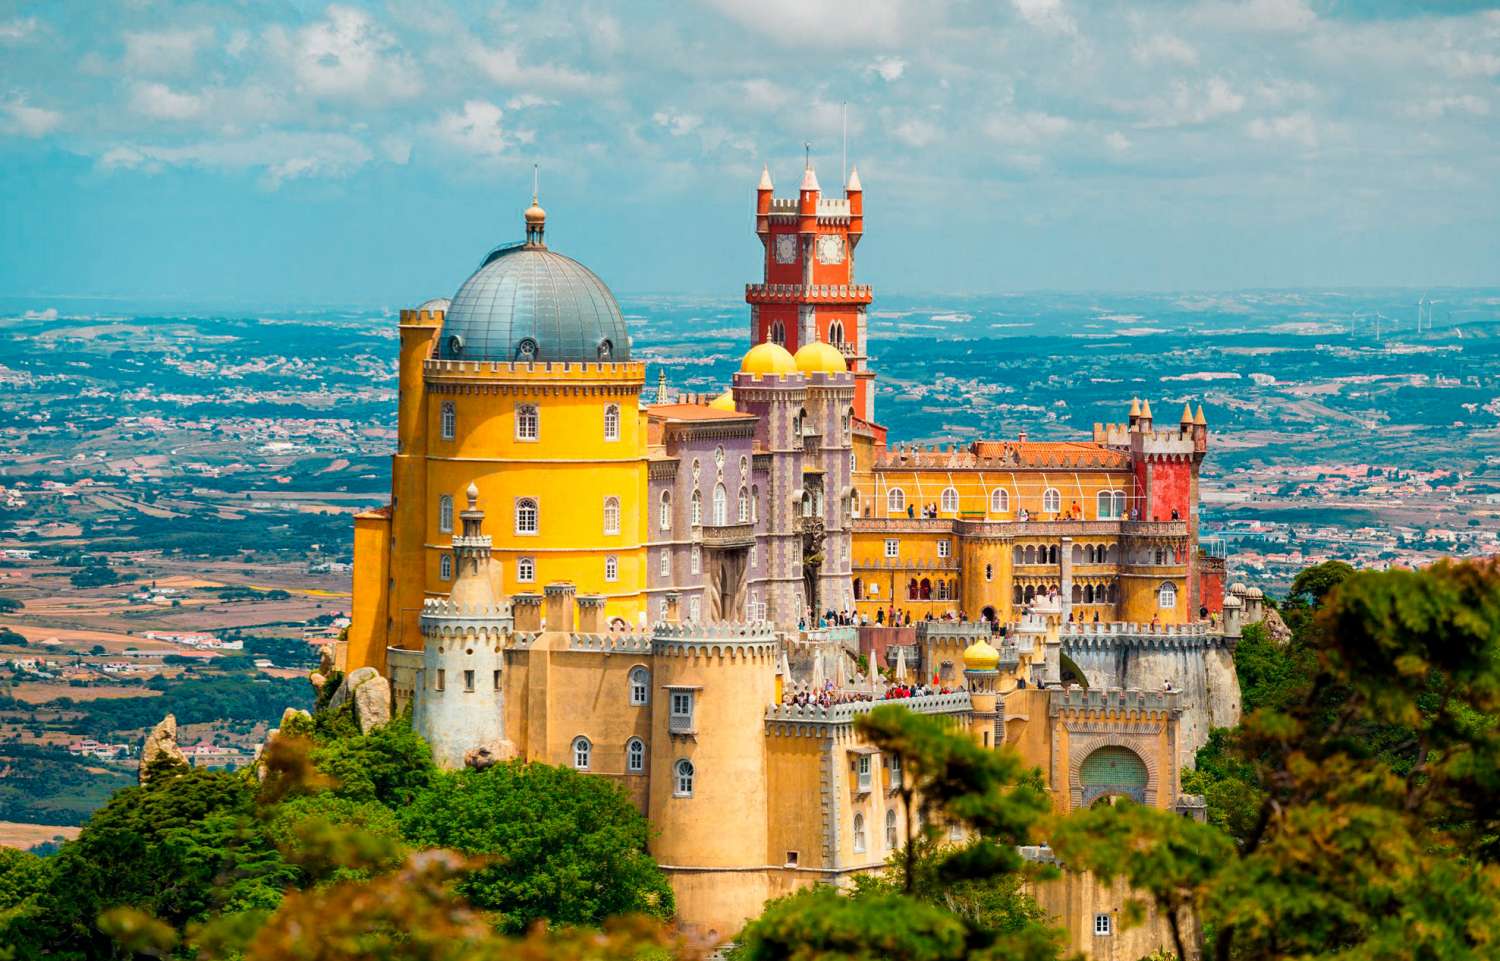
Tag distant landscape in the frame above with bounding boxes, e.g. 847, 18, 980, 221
0, 286, 1495, 836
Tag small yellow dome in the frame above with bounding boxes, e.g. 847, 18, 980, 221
740, 342, 798, 376
793, 340, 848, 374
962, 637, 1001, 672
709, 390, 737, 412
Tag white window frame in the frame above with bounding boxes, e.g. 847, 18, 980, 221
1159, 582, 1177, 610
438, 495, 453, 533
857, 754, 872, 793
626, 737, 645, 773
660, 549, 671, 577
659, 490, 672, 531
439, 554, 452, 581
887, 488, 905, 513
1112, 490, 1126, 517
517, 556, 535, 583
440, 402, 455, 440
629, 667, 649, 706
884, 538, 899, 558
515, 497, 538, 535
1043, 487, 1061, 513
691, 489, 702, 526
688, 595, 701, 622
605, 555, 618, 582
603, 403, 620, 442
603, 496, 620, 535
937, 539, 951, 558
990, 488, 1009, 513
691, 545, 701, 575
515, 403, 539, 441
674, 758, 694, 797
1094, 913, 1112, 936
738, 487, 751, 523
750, 545, 758, 569
671, 690, 694, 724
572, 736, 591, 770
853, 812, 866, 853
940, 487, 958, 513
713, 483, 727, 525
886, 808, 898, 849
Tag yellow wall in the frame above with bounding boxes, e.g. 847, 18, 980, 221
346, 510, 391, 673
860, 467, 1132, 521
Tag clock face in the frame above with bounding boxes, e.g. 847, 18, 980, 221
774, 234, 798, 264
817, 234, 845, 264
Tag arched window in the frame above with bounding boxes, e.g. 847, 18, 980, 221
627, 738, 645, 773
843, 408, 853, 443
603, 404, 620, 441
1024, 545, 1036, 565
1072, 584, 1082, 604
1013, 585, 1024, 604
887, 488, 906, 513
1085, 583, 1095, 603
1097, 490, 1114, 519
1072, 544, 1084, 564
1043, 488, 1061, 513
659, 490, 672, 531
851, 489, 861, 517
738, 487, 751, 523
990, 488, 1009, 513
751, 485, 760, 522
1159, 582, 1177, 610
629, 667, 649, 705
907, 578, 918, 600
603, 496, 620, 535
985, 563, 993, 581
572, 736, 591, 770
515, 403, 539, 441
919, 578, 932, 600
438, 495, 454, 533
853, 813, 867, 853
769, 321, 785, 345
691, 545, 701, 575
440, 402, 455, 440
712, 484, 728, 525
517, 557, 535, 582
515, 497, 538, 535
659, 549, 671, 577
1013, 546, 1023, 564
940, 487, 958, 513
691, 489, 702, 526
886, 808, 898, 849
439, 554, 452, 580
829, 320, 845, 345
798, 408, 811, 436
604, 555, 618, 581
674, 759, 694, 797
1112, 491, 1126, 518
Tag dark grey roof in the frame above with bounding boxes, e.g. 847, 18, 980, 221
439, 244, 629, 363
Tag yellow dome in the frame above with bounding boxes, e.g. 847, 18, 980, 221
793, 340, 848, 374
709, 390, 737, 412
740, 342, 798, 376
962, 637, 1001, 672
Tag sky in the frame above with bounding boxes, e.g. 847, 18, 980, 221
1, 0, 1498, 307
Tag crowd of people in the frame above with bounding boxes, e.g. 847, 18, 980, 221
780, 675, 962, 708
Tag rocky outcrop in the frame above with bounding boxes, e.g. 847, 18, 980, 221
1262, 607, 1292, 646
328, 666, 391, 733
139, 714, 187, 783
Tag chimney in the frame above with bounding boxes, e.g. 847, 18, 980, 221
544, 583, 576, 633
576, 595, 606, 634
512, 594, 543, 632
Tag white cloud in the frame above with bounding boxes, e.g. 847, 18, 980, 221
1247, 111, 1317, 147
653, 111, 703, 136
433, 100, 510, 158
1105, 130, 1131, 153
1128, 76, 1245, 128
266, 5, 420, 104
892, 117, 940, 147
1132, 33, 1198, 67
129, 82, 205, 120
985, 111, 1071, 145
1196, 0, 1315, 33
122, 27, 213, 75
98, 131, 373, 187
464, 42, 597, 94
1447, 50, 1500, 79
22, 307, 57, 321
739, 79, 791, 111
1, 97, 62, 137
0, 17, 38, 43
505, 94, 556, 111
870, 56, 906, 82
1404, 94, 1489, 119
702, 0, 922, 48
1011, 0, 1076, 36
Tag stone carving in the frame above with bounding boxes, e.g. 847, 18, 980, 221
139, 713, 186, 783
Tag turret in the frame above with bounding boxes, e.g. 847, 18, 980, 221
414, 485, 513, 768
798, 161, 820, 236
1127, 397, 1141, 430
846, 165, 863, 240
1193, 404, 1208, 452
1138, 398, 1154, 431
1180, 402, 1194, 432
963, 637, 1002, 750
756, 165, 774, 232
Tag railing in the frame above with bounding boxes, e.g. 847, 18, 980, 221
700, 522, 755, 549
668, 712, 696, 735
850, 518, 1188, 538
1049, 688, 1181, 713
766, 691, 973, 725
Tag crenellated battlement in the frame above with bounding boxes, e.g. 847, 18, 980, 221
745, 283, 873, 305
399, 308, 445, 327
766, 690, 973, 729
1048, 687, 1182, 716
423, 358, 647, 387
566, 632, 653, 654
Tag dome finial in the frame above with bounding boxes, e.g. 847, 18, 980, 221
524, 163, 546, 247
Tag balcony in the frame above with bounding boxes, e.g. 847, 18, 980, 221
700, 521, 755, 550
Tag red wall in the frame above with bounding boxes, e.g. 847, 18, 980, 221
1146, 460, 1193, 522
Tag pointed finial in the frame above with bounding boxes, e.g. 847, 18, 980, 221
466, 482, 479, 509
1129, 397, 1141, 417
523, 165, 546, 246
1140, 399, 1153, 421
1194, 404, 1207, 426
846, 165, 862, 192
1180, 402, 1194, 425
758, 164, 773, 191
656, 367, 668, 404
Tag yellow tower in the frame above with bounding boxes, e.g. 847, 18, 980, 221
348, 199, 649, 673
963, 636, 1002, 750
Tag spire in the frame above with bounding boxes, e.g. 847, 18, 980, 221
523, 163, 546, 247
758, 164, 773, 191
655, 367, 668, 404
1140, 399, 1153, 421
1180, 402, 1194, 425
1194, 404, 1207, 426
845, 164, 862, 192
1129, 397, 1142, 418
800, 143, 820, 192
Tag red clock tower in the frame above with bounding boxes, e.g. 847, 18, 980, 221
748, 160, 876, 421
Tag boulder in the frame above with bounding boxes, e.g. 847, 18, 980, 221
139, 713, 187, 784
1262, 607, 1292, 647
464, 746, 498, 771
352, 671, 392, 733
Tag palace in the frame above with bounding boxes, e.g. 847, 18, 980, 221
340, 165, 1253, 955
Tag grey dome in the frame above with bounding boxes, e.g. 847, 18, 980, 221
439, 241, 629, 363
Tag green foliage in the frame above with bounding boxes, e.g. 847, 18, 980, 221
262, 793, 406, 886
311, 714, 434, 808
0, 627, 26, 645
1287, 559, 1356, 608
69, 565, 122, 588
398, 760, 675, 934
0, 596, 20, 613
41, 674, 314, 738
0, 743, 134, 826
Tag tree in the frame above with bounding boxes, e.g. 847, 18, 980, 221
1287, 559, 1356, 610
398, 760, 675, 934
311, 714, 435, 808
1062, 558, 1500, 961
